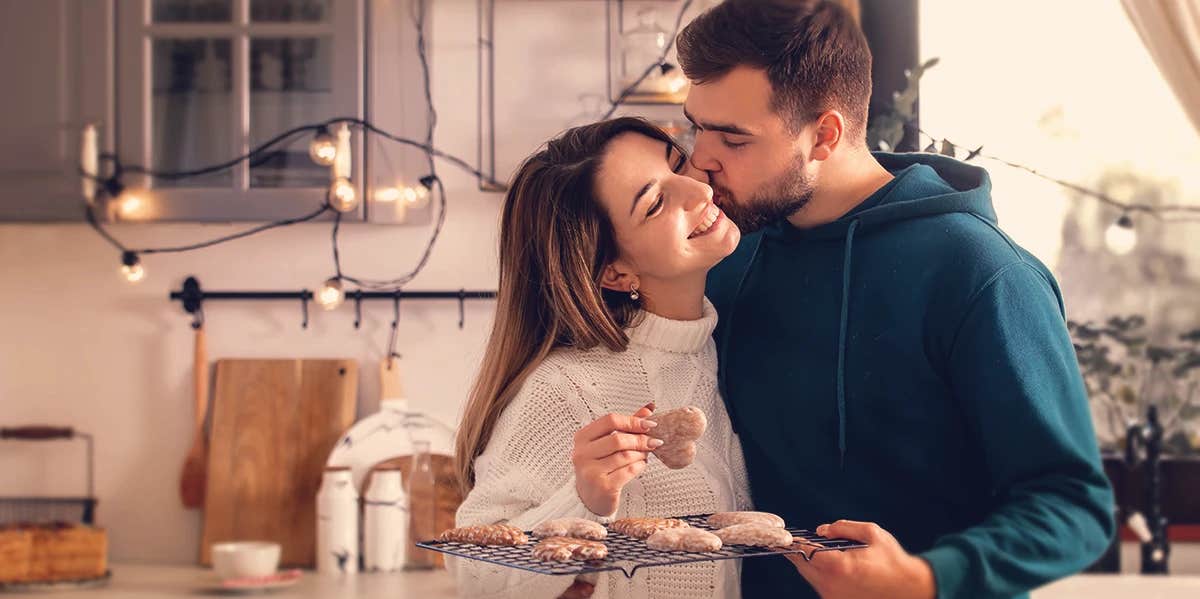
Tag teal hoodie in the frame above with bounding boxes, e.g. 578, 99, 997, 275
707, 153, 1115, 599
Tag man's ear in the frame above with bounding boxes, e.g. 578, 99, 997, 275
599, 262, 638, 293
811, 110, 845, 161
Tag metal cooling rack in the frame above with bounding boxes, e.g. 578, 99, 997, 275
415, 513, 868, 578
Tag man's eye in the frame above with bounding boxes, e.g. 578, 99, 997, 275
722, 138, 748, 149
647, 193, 664, 216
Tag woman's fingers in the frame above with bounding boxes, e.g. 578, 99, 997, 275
631, 402, 656, 419
596, 450, 648, 474
606, 456, 649, 480
574, 413, 658, 443
577, 432, 662, 460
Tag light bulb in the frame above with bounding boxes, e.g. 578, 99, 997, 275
402, 184, 430, 211
377, 187, 401, 203
665, 70, 688, 95
329, 177, 358, 212
316, 278, 344, 311
1105, 215, 1137, 255
120, 252, 144, 283
309, 129, 337, 166
118, 194, 144, 218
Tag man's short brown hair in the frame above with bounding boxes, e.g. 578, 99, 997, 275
677, 0, 872, 141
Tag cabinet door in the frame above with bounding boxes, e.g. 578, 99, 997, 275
0, 0, 112, 222
113, 0, 364, 222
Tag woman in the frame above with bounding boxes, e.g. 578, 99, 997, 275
452, 117, 750, 598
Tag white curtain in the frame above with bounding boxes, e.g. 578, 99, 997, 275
1121, 0, 1200, 135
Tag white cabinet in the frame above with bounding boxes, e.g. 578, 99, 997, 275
113, 0, 365, 221
0, 0, 113, 221
0, 0, 432, 223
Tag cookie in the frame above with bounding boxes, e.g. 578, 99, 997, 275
532, 517, 607, 541
706, 511, 786, 529
437, 523, 529, 546
713, 523, 795, 547
531, 536, 609, 562
645, 527, 723, 552
609, 517, 689, 539
648, 406, 707, 469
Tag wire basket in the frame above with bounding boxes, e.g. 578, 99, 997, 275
416, 513, 868, 578
0, 426, 96, 526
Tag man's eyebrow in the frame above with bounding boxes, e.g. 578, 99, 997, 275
683, 109, 754, 136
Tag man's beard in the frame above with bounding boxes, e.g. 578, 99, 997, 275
714, 162, 814, 234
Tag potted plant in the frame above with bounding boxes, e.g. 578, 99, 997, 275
1069, 317, 1200, 537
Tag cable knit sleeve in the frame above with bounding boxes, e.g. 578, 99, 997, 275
451, 357, 612, 599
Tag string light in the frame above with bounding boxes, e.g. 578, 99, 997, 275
117, 194, 145, 219
1105, 214, 1138, 255
316, 277, 345, 310
329, 177, 358, 213
308, 127, 337, 166
121, 251, 144, 283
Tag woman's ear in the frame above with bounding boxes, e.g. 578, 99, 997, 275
599, 263, 637, 293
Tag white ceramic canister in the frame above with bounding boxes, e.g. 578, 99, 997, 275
363, 465, 408, 572
316, 466, 359, 576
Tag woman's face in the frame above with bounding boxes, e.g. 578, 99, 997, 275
594, 132, 740, 286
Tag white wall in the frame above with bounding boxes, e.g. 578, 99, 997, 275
0, 0, 643, 564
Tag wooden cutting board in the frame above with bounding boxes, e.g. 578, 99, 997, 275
200, 359, 357, 567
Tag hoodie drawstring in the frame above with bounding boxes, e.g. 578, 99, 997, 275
836, 219, 860, 468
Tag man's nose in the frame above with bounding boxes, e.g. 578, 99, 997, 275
689, 136, 721, 174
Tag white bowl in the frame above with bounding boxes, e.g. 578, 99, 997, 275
211, 541, 281, 580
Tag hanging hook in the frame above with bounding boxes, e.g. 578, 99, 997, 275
386, 291, 402, 368
191, 304, 205, 330
458, 288, 466, 330
301, 294, 310, 329
352, 290, 363, 329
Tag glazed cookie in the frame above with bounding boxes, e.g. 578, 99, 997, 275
645, 527, 723, 552
713, 523, 795, 548
532, 518, 607, 541
437, 523, 529, 546
706, 511, 786, 529
531, 536, 609, 562
647, 406, 707, 469
609, 517, 690, 539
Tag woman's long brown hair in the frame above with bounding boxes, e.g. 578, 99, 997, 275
454, 117, 686, 494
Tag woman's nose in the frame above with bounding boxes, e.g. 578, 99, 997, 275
671, 176, 712, 211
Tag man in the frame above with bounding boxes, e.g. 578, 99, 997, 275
677, 1, 1115, 598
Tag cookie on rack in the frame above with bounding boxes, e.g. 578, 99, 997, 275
645, 527, 723, 552
712, 523, 794, 547
706, 511, 786, 529
532, 518, 607, 541
530, 536, 609, 562
648, 407, 707, 469
437, 523, 529, 546
609, 517, 689, 540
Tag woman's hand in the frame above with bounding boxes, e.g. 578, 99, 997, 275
571, 403, 661, 517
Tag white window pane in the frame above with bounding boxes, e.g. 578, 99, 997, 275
152, 38, 234, 188
249, 37, 335, 188
250, 0, 331, 23
153, 0, 233, 23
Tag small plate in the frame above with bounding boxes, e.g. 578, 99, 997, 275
198, 569, 302, 595
0, 570, 112, 593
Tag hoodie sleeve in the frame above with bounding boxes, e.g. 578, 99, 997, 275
919, 261, 1116, 599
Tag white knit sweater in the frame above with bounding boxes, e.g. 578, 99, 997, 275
452, 298, 752, 599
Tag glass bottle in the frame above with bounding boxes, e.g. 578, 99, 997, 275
404, 440, 438, 570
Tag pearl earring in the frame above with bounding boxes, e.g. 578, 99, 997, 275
629, 283, 640, 301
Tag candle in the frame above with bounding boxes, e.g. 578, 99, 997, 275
332, 123, 352, 181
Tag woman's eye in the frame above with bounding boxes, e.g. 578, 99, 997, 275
647, 193, 664, 217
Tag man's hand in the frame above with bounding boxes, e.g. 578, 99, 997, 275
785, 520, 936, 599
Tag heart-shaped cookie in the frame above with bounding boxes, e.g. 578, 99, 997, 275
648, 406, 707, 469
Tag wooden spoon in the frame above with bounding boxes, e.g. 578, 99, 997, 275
179, 321, 209, 508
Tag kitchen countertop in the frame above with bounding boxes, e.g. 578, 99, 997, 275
5, 563, 1199, 598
